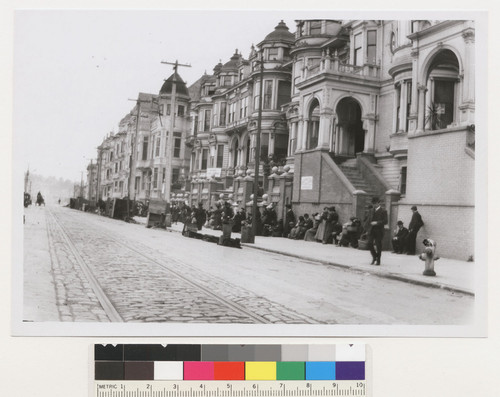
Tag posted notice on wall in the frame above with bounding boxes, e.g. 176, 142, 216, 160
301, 176, 313, 190
206, 168, 222, 178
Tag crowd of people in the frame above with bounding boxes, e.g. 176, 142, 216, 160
173, 198, 424, 267
175, 201, 366, 248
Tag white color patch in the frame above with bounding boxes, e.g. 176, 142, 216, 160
154, 361, 183, 380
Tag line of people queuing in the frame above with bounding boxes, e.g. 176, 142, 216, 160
286, 205, 363, 248
171, 199, 424, 266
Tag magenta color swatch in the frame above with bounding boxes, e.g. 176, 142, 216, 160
183, 361, 214, 380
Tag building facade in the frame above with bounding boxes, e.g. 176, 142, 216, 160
285, 19, 474, 259
87, 19, 474, 260
187, 21, 294, 209
95, 72, 192, 205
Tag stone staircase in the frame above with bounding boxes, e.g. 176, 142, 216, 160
338, 158, 379, 197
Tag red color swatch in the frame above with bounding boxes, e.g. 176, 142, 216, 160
214, 361, 245, 380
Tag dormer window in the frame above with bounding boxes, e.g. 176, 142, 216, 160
310, 21, 322, 35
268, 47, 279, 61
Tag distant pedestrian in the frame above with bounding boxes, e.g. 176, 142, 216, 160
392, 220, 409, 254
368, 197, 388, 266
407, 206, 424, 255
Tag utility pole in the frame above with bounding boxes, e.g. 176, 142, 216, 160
96, 147, 102, 200
80, 171, 84, 198
126, 96, 151, 219
251, 51, 265, 241
88, 159, 93, 201
160, 60, 191, 204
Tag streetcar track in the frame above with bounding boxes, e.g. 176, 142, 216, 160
47, 209, 124, 322
107, 234, 273, 324
44, 209, 64, 322
48, 207, 290, 324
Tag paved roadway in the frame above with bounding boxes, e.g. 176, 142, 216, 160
23, 205, 474, 325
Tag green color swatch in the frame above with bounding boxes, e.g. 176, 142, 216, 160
276, 361, 305, 380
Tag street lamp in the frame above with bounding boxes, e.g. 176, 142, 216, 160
251, 50, 265, 241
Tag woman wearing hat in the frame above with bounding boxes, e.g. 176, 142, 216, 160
314, 207, 329, 242
305, 213, 321, 242
319, 206, 340, 244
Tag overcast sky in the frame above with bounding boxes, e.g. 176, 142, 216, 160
13, 9, 482, 182
14, 10, 311, 182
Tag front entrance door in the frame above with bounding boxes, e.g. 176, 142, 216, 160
336, 98, 364, 156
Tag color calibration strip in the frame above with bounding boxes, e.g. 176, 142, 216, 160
94, 344, 365, 381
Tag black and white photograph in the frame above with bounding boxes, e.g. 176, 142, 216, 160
12, 10, 487, 337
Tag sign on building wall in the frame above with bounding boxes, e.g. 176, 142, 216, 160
206, 168, 222, 178
301, 176, 313, 190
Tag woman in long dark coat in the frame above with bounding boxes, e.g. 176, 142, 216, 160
322, 206, 339, 244
305, 213, 321, 241
314, 207, 329, 242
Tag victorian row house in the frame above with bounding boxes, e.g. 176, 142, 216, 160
187, 21, 294, 208
89, 19, 475, 259
284, 19, 475, 259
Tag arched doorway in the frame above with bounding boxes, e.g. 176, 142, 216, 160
232, 138, 239, 168
245, 136, 251, 168
425, 49, 460, 130
335, 98, 364, 156
306, 99, 320, 150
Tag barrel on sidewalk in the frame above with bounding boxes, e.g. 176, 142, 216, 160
240, 225, 255, 243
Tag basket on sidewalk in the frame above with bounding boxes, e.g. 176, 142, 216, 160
182, 222, 198, 237
358, 235, 370, 250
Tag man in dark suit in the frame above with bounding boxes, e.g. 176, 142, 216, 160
368, 197, 388, 266
392, 220, 409, 254
283, 204, 296, 238
407, 205, 424, 255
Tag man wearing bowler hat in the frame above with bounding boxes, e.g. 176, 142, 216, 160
392, 220, 409, 254
407, 205, 424, 255
368, 197, 388, 266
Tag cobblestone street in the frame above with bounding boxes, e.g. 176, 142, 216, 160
23, 205, 474, 325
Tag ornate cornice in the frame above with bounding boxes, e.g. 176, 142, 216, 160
462, 28, 475, 43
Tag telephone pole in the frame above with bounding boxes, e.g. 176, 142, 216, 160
127, 96, 152, 219
251, 52, 265, 241
160, 60, 191, 203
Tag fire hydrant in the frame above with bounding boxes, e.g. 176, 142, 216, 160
419, 238, 439, 276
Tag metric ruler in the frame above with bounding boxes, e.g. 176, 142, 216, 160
95, 380, 368, 396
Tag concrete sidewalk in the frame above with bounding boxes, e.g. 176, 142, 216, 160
137, 218, 475, 296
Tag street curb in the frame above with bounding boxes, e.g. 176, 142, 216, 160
163, 224, 474, 296
240, 243, 474, 297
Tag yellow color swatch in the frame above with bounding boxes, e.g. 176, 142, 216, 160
245, 362, 277, 380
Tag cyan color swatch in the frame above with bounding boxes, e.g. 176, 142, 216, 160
305, 362, 336, 380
